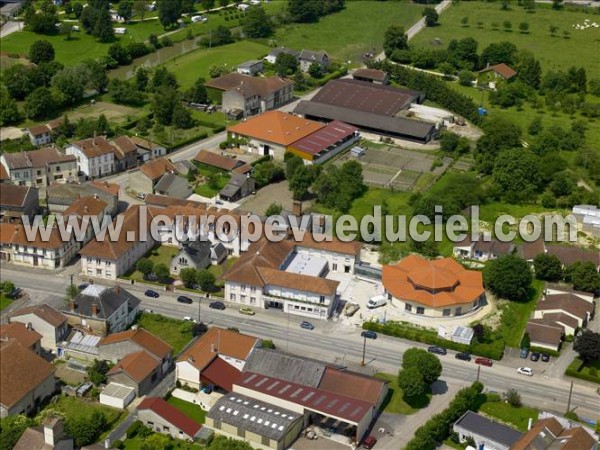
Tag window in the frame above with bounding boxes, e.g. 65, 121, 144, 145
96, 269, 102, 275
241, 295, 246, 302
443, 308, 451, 317
405, 303, 412, 312
250, 297, 256, 304
241, 284, 247, 291
163, 426, 169, 432
213, 420, 221, 429
230, 294, 237, 301
455, 307, 462, 316
387, 293, 392, 300
416, 306, 425, 315
56, 166, 60, 171
250, 286, 256, 292
106, 271, 112, 277
151, 372, 157, 382
96, 258, 101, 264
319, 295, 325, 304
332, 263, 338, 271
37, 170, 42, 176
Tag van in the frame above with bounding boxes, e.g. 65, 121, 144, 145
366, 296, 387, 309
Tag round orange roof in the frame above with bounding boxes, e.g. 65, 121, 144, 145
407, 266, 458, 290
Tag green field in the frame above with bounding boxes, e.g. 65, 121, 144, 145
274, 1, 425, 63
479, 401, 539, 432
375, 373, 431, 415
412, 1, 600, 79
135, 314, 194, 355
166, 397, 206, 423
0, 294, 12, 311
163, 40, 271, 89
125, 245, 180, 282
496, 280, 544, 348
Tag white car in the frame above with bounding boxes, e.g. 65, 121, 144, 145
517, 367, 533, 377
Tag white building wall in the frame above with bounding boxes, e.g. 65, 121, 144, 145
295, 246, 357, 274
176, 361, 200, 389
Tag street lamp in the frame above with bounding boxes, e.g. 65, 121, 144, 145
361, 335, 367, 366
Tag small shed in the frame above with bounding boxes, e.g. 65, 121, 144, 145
100, 382, 136, 409
452, 326, 474, 345
350, 146, 365, 158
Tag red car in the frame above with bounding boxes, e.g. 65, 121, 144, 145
475, 357, 493, 367
363, 436, 377, 449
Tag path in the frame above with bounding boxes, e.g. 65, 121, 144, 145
0, 20, 22, 38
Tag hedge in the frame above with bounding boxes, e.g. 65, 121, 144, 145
171, 132, 209, 150
530, 346, 561, 358
363, 321, 505, 360
251, 154, 272, 166
565, 358, 600, 384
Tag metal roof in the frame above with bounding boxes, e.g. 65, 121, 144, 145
454, 411, 523, 447
289, 121, 358, 156
284, 252, 328, 277
101, 382, 135, 400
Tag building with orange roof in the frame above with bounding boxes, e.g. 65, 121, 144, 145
66, 137, 116, 178
381, 255, 485, 317
0, 322, 42, 355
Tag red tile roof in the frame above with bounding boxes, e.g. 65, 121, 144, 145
139, 157, 178, 181
194, 150, 243, 171
0, 222, 71, 250
0, 184, 32, 207
0, 322, 42, 349
9, 304, 67, 327
63, 196, 108, 218
99, 328, 172, 359
205, 73, 292, 98
0, 164, 9, 181
107, 350, 159, 383
318, 367, 387, 406
72, 137, 115, 158
138, 397, 202, 437
201, 356, 242, 392
479, 63, 517, 79
352, 68, 388, 82
28, 124, 50, 136
525, 320, 564, 347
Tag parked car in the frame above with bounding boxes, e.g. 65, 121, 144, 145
517, 367, 533, 376
239, 307, 255, 316
541, 353, 550, 362
8, 287, 22, 299
427, 346, 447, 355
530, 352, 540, 362
520, 348, 529, 358
77, 284, 88, 291
183, 316, 197, 322
177, 295, 193, 304
209, 301, 226, 310
455, 352, 471, 361
363, 436, 377, 449
366, 296, 387, 309
300, 321, 314, 330
144, 309, 153, 313
145, 289, 159, 298
361, 330, 377, 340
475, 357, 493, 367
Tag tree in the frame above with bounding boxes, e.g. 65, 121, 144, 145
0, 415, 35, 450
243, 6, 273, 38
549, 25, 559, 37
152, 87, 179, 125
51, 64, 90, 106
517, 52, 542, 90
208, 63, 229, 78
212, 25, 233, 46
24, 87, 57, 120
118, 1, 133, 22
398, 367, 426, 398
172, 104, 195, 129
438, 62, 454, 78
3, 64, 36, 100
483, 254, 532, 301
185, 77, 208, 104
422, 7, 438, 27
0, 87, 21, 126
136, 258, 154, 276
0, 280, 16, 295
503, 20, 512, 32
108, 42, 131, 65
287, 0, 322, 23
29, 40, 55, 65
65, 411, 106, 447
94, 6, 115, 42
66, 283, 79, 300
552, 0, 563, 9
458, 70, 474, 86
533, 254, 563, 281
157, 0, 182, 29
480, 41, 518, 67
519, 22, 529, 34
549, 171, 575, 197
134, 0, 147, 21
153, 263, 170, 282
25, 6, 58, 34
180, 268, 198, 288
87, 359, 110, 385
503, 389, 522, 407
201, 0, 215, 11
135, 66, 151, 92
109, 79, 146, 106
209, 436, 254, 450
150, 67, 179, 91
475, 118, 522, 174
492, 149, 541, 201
384, 25, 408, 57
196, 270, 216, 292
403, 348, 442, 385
564, 261, 600, 293
289, 165, 313, 200
83, 59, 109, 93
274, 52, 299, 76
461, 16, 469, 27
253, 161, 284, 187
285, 154, 304, 179
520, 332, 531, 349
574, 330, 600, 363
308, 62, 324, 78
265, 202, 283, 216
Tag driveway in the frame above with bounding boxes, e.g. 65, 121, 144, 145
1, 21, 22, 38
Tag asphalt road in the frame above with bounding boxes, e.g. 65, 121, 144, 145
3, 266, 598, 420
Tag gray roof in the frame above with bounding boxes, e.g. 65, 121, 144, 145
299, 49, 328, 63
180, 240, 211, 267
155, 172, 183, 192
244, 348, 333, 388
454, 411, 523, 447
47, 183, 117, 207
66, 285, 140, 320
207, 393, 302, 441
211, 242, 228, 261
238, 59, 263, 69
219, 184, 241, 198
220, 173, 250, 198
267, 47, 299, 58
294, 101, 435, 140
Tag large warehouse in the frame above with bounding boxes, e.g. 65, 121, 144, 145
294, 78, 437, 143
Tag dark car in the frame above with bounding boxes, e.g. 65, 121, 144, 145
428, 346, 447, 355
541, 353, 550, 362
361, 330, 378, 340
300, 321, 315, 330
475, 357, 493, 367
77, 284, 89, 291
520, 347, 529, 358
177, 295, 193, 304
145, 289, 159, 298
530, 352, 540, 362
455, 352, 471, 361
209, 301, 226, 310
363, 436, 377, 449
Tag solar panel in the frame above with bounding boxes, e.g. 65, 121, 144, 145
244, 373, 257, 383
339, 403, 349, 413
327, 399, 339, 408
219, 406, 225, 411
278, 426, 284, 431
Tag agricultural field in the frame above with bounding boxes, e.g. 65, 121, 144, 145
412, 2, 600, 79
274, 1, 425, 63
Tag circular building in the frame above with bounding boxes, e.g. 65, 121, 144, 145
382, 254, 485, 317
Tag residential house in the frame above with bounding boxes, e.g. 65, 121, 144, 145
62, 195, 109, 222
8, 304, 69, 351
572, 204, 600, 237
0, 339, 56, 418
130, 136, 167, 162
137, 397, 203, 441
237, 59, 264, 76
176, 327, 260, 390
453, 411, 523, 450
106, 351, 163, 396
62, 285, 140, 336
66, 137, 116, 178
525, 320, 565, 352
47, 182, 118, 216
453, 233, 515, 261
205, 73, 293, 118
194, 149, 248, 173
545, 245, 600, 271
129, 157, 179, 195
0, 165, 10, 184
352, 68, 389, 85
13, 416, 74, 450
479, 62, 518, 85
264, 47, 299, 64
381, 254, 485, 318
530, 288, 595, 337
170, 240, 227, 275
299, 49, 329, 73
0, 184, 39, 224
27, 124, 52, 146
0, 322, 42, 355
0, 222, 79, 269
0, 147, 77, 188
219, 173, 255, 202
153, 172, 192, 199
110, 135, 139, 172
510, 417, 597, 450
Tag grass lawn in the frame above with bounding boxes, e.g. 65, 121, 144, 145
274, 1, 425, 63
126, 245, 180, 281
118, 19, 165, 42
412, 1, 600, 79
0, 294, 12, 311
135, 313, 194, 354
122, 434, 200, 450
163, 40, 271, 90
496, 279, 544, 348
47, 396, 123, 428
194, 172, 230, 198
208, 257, 238, 281
479, 401, 539, 432
167, 397, 206, 423
374, 373, 431, 415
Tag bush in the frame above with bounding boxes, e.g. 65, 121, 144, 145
262, 339, 276, 349
126, 420, 143, 439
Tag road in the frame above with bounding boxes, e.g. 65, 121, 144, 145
2, 266, 599, 421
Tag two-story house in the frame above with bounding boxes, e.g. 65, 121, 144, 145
170, 240, 227, 275
299, 49, 329, 73
0, 147, 77, 188
66, 137, 116, 178
128, 157, 179, 195
0, 184, 39, 224
110, 135, 139, 172
130, 136, 167, 162
27, 125, 52, 146
0, 322, 43, 355
8, 305, 69, 351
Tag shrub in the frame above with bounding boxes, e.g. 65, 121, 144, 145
126, 420, 143, 439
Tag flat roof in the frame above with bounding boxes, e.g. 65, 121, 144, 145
454, 411, 523, 447
289, 121, 358, 156
284, 252, 328, 277
101, 382, 136, 400
236, 372, 372, 424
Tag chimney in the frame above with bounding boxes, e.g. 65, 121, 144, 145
91, 303, 99, 317
69, 300, 76, 311
84, 205, 89, 213
43, 417, 63, 446
293, 200, 302, 217
26, 322, 33, 331
94, 193, 99, 199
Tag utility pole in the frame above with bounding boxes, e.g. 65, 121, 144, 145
476, 364, 481, 382
70, 274, 74, 287
198, 296, 202, 323
566, 380, 574, 413
361, 336, 367, 366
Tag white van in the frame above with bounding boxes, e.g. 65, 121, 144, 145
366, 295, 387, 309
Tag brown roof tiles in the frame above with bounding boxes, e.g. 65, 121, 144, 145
72, 137, 115, 159
536, 293, 594, 320
9, 304, 68, 327
479, 63, 517, 80
28, 124, 50, 136
0, 184, 32, 207
99, 328, 172, 359
107, 350, 159, 383
0, 222, 71, 250
525, 320, 564, 347
0, 322, 42, 349
139, 157, 178, 181
2, 147, 75, 170
319, 367, 387, 405
205, 73, 292, 99
63, 196, 108, 218
194, 150, 243, 171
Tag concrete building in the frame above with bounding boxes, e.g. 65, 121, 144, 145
352, 69, 389, 85
264, 47, 299, 65
129, 136, 167, 162
1, 147, 77, 188
66, 137, 116, 178
0, 184, 39, 224
453, 411, 523, 450
99, 383, 136, 410
8, 304, 69, 351
137, 397, 203, 440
